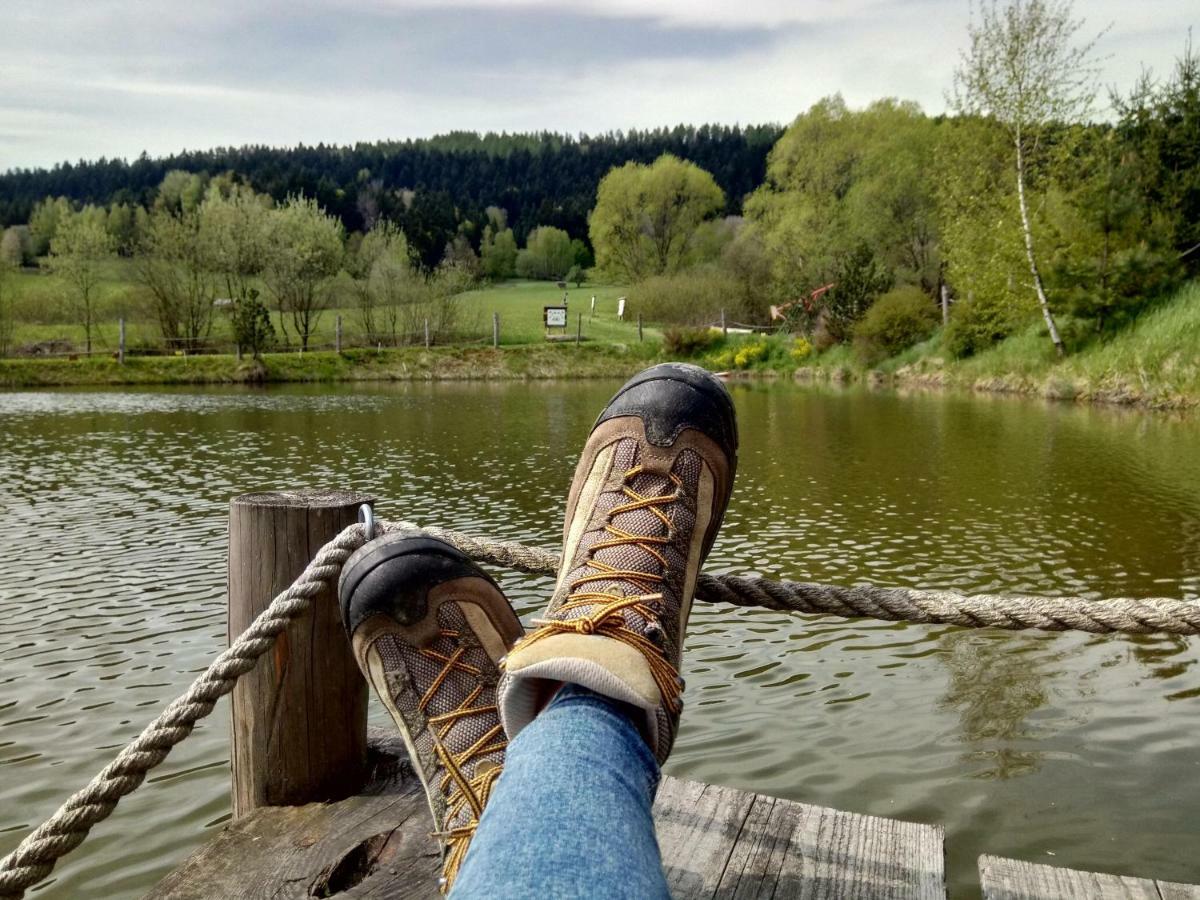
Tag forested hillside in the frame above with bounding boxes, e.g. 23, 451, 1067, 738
0, 125, 782, 249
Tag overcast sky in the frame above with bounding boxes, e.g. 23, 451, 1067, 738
1, 0, 1194, 171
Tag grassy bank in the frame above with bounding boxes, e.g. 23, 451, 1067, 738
752, 280, 1198, 409
0, 342, 668, 387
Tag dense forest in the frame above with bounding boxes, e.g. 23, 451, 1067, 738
0, 125, 782, 257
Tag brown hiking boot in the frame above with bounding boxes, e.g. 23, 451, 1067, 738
498, 363, 737, 762
338, 533, 523, 891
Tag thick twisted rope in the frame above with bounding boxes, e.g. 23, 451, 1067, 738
5, 518, 1199, 898
395, 521, 1200, 635
0, 524, 366, 900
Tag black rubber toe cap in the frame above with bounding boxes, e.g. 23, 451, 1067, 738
595, 363, 738, 454
338, 534, 494, 635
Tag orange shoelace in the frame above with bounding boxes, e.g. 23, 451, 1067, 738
511, 465, 685, 710
418, 629, 507, 892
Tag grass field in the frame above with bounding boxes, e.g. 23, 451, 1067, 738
1, 267, 653, 353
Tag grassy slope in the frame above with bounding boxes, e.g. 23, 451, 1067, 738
796, 280, 1200, 408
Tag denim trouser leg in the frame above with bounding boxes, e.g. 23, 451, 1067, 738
450, 684, 670, 899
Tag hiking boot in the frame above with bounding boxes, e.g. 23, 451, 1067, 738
339, 533, 523, 892
498, 363, 737, 763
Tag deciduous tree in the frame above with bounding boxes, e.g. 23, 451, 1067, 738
589, 154, 724, 282
953, 0, 1106, 356
50, 210, 115, 354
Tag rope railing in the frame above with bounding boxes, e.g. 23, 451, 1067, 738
2, 518, 1197, 898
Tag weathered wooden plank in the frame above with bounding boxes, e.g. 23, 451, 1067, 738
654, 778, 759, 897
1157, 881, 1200, 900
979, 854, 1174, 900
774, 797, 944, 899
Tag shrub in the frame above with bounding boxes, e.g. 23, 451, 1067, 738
790, 336, 813, 363
943, 292, 1031, 358
627, 267, 755, 327
663, 325, 721, 356
733, 340, 768, 369
853, 287, 939, 364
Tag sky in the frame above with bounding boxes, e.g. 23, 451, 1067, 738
1, 0, 1194, 171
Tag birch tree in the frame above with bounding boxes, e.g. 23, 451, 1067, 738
953, 0, 1105, 356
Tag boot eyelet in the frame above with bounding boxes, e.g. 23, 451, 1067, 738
645, 622, 665, 647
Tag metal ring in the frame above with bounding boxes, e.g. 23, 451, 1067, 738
358, 503, 376, 542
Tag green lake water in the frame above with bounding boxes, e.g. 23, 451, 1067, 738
1, 380, 1198, 897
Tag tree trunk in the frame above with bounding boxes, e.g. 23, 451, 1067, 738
1014, 135, 1065, 358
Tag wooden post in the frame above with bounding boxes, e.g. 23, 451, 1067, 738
493, 312, 499, 348
721, 308, 727, 337
228, 489, 372, 819
940, 284, 950, 326
424, 317, 430, 348
637, 312, 643, 342
576, 312, 582, 345
335, 314, 342, 354
118, 317, 126, 365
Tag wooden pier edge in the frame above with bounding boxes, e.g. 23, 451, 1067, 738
148, 729, 948, 899
228, 488, 373, 819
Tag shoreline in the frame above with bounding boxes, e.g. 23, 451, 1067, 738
2, 344, 1195, 412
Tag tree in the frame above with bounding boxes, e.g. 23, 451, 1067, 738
353, 222, 418, 344
263, 196, 344, 350
50, 210, 115, 353
1, 227, 27, 267
230, 288, 274, 360
953, 0, 1105, 356
516, 226, 575, 280
28, 197, 72, 257
481, 225, 518, 279
200, 183, 273, 316
135, 207, 216, 351
824, 242, 893, 343
589, 154, 724, 282
745, 96, 942, 306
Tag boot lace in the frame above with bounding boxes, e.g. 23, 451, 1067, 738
418, 629, 507, 891
510, 464, 685, 710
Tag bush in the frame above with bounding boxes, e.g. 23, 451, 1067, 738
733, 341, 769, 368
663, 325, 721, 356
790, 336, 812, 362
943, 292, 1031, 358
852, 287, 938, 364
627, 267, 755, 326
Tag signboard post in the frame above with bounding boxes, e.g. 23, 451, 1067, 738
544, 305, 568, 338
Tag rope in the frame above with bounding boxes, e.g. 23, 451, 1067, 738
4, 516, 1199, 898
0, 524, 366, 900
398, 521, 1200, 635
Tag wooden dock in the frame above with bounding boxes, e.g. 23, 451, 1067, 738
144, 490, 1200, 899
148, 728, 1199, 900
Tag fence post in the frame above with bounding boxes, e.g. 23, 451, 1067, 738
118, 317, 126, 365
424, 317, 431, 349
228, 489, 372, 819
941, 284, 950, 326
335, 314, 342, 354
576, 312, 582, 345
721, 308, 727, 338
637, 312, 643, 342
493, 312, 500, 349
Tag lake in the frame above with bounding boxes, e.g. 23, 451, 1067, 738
1, 379, 1198, 897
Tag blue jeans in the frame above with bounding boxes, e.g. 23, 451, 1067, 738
451, 684, 670, 899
